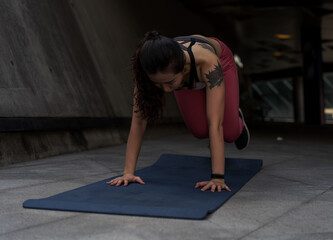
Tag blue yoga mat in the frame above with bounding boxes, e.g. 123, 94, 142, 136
23, 154, 262, 220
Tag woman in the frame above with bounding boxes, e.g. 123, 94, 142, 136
106, 31, 250, 192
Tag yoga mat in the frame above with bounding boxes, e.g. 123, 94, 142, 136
23, 154, 262, 220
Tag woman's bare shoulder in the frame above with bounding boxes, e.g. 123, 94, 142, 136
191, 34, 221, 58
190, 34, 210, 40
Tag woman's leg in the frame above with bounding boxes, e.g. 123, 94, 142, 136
211, 37, 244, 142
220, 58, 244, 142
174, 88, 209, 139
174, 38, 244, 141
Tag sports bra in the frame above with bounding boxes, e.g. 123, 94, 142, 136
173, 36, 217, 90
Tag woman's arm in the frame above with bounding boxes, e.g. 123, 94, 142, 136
195, 54, 231, 192
123, 90, 148, 175
106, 85, 147, 186
206, 59, 225, 176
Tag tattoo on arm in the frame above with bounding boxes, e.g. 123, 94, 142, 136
205, 61, 224, 89
198, 43, 215, 54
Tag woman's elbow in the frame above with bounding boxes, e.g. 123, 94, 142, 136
208, 119, 223, 131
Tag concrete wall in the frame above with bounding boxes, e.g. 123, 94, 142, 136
69, 0, 218, 118
0, 0, 217, 166
0, 0, 113, 117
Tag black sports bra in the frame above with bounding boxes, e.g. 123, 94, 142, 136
173, 36, 217, 89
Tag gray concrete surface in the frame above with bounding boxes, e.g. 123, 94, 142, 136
0, 126, 332, 240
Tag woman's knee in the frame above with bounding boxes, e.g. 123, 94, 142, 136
190, 125, 209, 139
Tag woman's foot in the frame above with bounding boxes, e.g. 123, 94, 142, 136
235, 108, 250, 150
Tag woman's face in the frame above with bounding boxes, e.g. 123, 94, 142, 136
148, 71, 185, 92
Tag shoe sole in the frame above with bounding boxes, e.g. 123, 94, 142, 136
238, 108, 250, 150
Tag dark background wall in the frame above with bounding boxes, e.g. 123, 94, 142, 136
0, 0, 224, 166
0, 0, 111, 117
69, 0, 220, 118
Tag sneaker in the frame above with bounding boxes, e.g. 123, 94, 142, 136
235, 108, 250, 150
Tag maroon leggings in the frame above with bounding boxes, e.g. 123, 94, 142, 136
174, 37, 243, 142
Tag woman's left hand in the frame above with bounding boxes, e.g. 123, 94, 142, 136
195, 179, 231, 192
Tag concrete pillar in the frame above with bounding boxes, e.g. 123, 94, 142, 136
293, 75, 304, 123
301, 10, 325, 125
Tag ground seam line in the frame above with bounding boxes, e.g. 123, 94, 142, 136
0, 171, 120, 194
236, 186, 332, 240
0, 214, 81, 237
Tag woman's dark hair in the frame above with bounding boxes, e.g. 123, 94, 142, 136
131, 30, 185, 121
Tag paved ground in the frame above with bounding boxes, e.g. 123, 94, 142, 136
0, 125, 332, 240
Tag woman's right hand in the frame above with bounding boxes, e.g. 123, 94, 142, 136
106, 174, 145, 187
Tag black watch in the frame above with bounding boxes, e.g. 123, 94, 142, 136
211, 173, 225, 179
